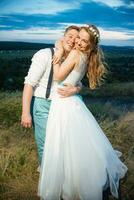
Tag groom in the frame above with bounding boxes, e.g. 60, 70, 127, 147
21, 25, 80, 165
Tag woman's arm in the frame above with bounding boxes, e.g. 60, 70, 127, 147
53, 39, 64, 64
54, 50, 79, 81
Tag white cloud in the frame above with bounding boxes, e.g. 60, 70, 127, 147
99, 27, 134, 40
126, 22, 134, 26
0, 25, 11, 28
0, 27, 64, 42
127, 1, 134, 8
91, 0, 125, 8
0, 0, 80, 15
0, 25, 134, 46
58, 22, 85, 29
89, 0, 134, 8
0, 0, 133, 16
58, 22, 134, 41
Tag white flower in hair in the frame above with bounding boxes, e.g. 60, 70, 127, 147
84, 24, 89, 28
89, 26, 100, 42
89, 27, 94, 32
83, 24, 100, 42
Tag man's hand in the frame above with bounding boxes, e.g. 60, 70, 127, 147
57, 85, 81, 98
21, 113, 32, 128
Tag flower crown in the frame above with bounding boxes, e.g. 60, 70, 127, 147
85, 24, 100, 43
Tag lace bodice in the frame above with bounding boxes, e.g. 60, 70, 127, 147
62, 52, 87, 86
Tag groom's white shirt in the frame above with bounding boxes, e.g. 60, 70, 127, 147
24, 48, 56, 100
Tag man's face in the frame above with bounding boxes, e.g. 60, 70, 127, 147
62, 29, 79, 53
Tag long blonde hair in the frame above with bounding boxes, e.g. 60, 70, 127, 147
80, 25, 107, 89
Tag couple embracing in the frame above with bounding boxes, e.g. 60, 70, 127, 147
21, 24, 127, 200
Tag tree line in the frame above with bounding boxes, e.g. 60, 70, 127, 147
0, 47, 134, 91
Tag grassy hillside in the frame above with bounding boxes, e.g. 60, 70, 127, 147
0, 85, 134, 200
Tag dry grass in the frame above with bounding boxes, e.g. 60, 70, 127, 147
0, 90, 134, 200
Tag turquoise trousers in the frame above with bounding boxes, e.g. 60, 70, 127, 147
31, 96, 51, 164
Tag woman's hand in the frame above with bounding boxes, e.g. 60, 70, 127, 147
53, 39, 64, 64
21, 113, 32, 128
53, 50, 63, 64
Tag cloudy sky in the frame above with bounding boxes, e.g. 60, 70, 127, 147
0, 0, 134, 46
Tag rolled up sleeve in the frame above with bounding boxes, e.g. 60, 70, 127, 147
24, 49, 49, 87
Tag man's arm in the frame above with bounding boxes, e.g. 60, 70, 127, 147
21, 84, 33, 128
57, 82, 82, 98
21, 49, 49, 128
24, 49, 48, 87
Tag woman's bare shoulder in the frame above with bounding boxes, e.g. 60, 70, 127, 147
70, 49, 80, 55
68, 49, 80, 61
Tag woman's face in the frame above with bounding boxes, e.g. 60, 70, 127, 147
75, 29, 91, 52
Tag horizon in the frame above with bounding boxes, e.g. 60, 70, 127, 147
0, 41, 134, 48
0, 0, 134, 46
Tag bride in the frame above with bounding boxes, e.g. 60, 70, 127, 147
38, 24, 127, 200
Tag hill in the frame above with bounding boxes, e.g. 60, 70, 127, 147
0, 41, 134, 54
101, 45, 134, 55
0, 42, 134, 90
0, 41, 54, 50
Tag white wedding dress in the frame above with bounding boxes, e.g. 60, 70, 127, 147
38, 52, 127, 200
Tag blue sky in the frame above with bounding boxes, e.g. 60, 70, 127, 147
0, 0, 134, 46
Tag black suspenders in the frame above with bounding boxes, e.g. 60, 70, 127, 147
45, 48, 54, 99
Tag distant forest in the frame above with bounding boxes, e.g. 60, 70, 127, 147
0, 41, 134, 90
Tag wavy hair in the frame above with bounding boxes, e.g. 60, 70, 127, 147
80, 25, 107, 89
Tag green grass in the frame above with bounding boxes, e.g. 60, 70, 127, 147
81, 82, 134, 97
0, 89, 134, 200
